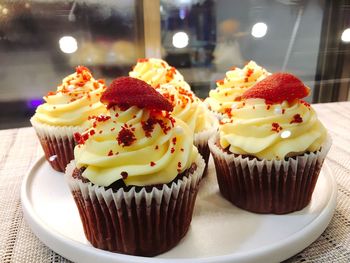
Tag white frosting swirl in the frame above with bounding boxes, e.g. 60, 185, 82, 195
219, 98, 327, 160
205, 61, 270, 114
33, 67, 107, 127
74, 106, 198, 186
129, 58, 191, 90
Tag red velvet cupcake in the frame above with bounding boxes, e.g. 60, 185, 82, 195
30, 66, 106, 172
209, 73, 331, 214
65, 77, 205, 256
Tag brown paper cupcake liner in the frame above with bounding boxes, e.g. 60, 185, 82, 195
65, 155, 205, 256
208, 134, 332, 214
31, 118, 84, 172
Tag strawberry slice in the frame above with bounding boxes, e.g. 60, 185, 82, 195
101, 77, 173, 111
242, 72, 310, 104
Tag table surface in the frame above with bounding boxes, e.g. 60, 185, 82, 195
0, 102, 350, 263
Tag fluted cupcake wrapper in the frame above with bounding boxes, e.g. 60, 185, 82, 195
194, 126, 217, 176
64, 155, 205, 256
208, 134, 332, 214
30, 118, 84, 172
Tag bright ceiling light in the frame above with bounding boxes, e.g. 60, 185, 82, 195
251, 22, 268, 38
172, 32, 189, 49
2, 8, 8, 15
59, 36, 78, 54
341, 28, 350, 43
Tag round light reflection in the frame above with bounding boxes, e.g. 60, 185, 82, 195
59, 36, 78, 54
2, 8, 8, 15
281, 130, 291, 139
251, 22, 268, 38
341, 28, 350, 43
172, 32, 189, 49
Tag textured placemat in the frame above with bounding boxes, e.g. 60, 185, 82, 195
0, 102, 349, 262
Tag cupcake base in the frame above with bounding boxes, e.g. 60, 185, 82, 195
209, 135, 331, 214
65, 155, 205, 256
31, 118, 84, 172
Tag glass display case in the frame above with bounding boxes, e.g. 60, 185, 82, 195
0, 0, 349, 129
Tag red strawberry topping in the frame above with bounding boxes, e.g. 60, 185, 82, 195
242, 73, 310, 104
100, 77, 173, 111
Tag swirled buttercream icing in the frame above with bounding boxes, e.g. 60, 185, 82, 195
205, 61, 270, 114
32, 66, 107, 127
129, 58, 191, 90
74, 77, 198, 186
157, 83, 215, 134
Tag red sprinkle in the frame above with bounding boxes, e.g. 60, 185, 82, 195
117, 125, 136, 147
121, 171, 128, 179
95, 115, 111, 122
290, 114, 303, 124
246, 68, 254, 77
216, 79, 224, 85
89, 129, 95, 136
300, 100, 311, 108
73, 132, 89, 145
150, 161, 156, 167
137, 58, 149, 63
224, 108, 232, 118
171, 147, 175, 154
141, 117, 158, 137
76, 65, 90, 74
271, 123, 283, 132
108, 150, 113, 156
234, 96, 242, 102
166, 67, 176, 82
177, 162, 182, 168
46, 91, 56, 97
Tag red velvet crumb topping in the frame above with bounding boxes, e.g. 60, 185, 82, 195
271, 123, 283, 132
121, 171, 128, 179
290, 114, 303, 124
117, 124, 136, 147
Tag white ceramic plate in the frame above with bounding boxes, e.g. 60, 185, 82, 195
21, 156, 337, 263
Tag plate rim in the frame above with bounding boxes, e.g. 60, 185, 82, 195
21, 156, 337, 263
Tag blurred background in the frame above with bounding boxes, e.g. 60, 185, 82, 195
0, 0, 350, 129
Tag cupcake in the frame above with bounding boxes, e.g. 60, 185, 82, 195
65, 77, 205, 256
30, 66, 107, 172
157, 83, 217, 170
129, 58, 191, 90
209, 72, 331, 214
205, 61, 270, 119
